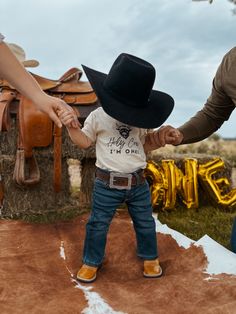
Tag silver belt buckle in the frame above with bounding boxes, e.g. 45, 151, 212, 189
109, 172, 132, 190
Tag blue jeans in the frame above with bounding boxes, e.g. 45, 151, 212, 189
82, 177, 158, 267
231, 217, 236, 253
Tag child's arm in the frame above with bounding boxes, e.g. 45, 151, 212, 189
57, 110, 92, 149
67, 126, 92, 149
143, 131, 160, 153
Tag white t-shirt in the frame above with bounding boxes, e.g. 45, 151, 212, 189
82, 107, 148, 173
0, 33, 5, 43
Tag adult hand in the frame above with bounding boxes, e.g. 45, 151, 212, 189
156, 125, 184, 146
34, 94, 80, 128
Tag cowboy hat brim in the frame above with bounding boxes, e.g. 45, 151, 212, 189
22, 60, 39, 68
82, 65, 174, 128
6, 43, 40, 68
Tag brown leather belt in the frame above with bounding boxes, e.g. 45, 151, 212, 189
95, 168, 145, 190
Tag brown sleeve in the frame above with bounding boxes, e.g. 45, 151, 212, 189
178, 47, 236, 144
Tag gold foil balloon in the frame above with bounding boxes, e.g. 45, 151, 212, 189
145, 160, 165, 208
145, 158, 199, 210
181, 158, 199, 209
198, 157, 236, 208
161, 160, 179, 210
146, 157, 235, 210
145, 159, 180, 210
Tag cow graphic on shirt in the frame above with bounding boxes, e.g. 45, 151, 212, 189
116, 124, 132, 139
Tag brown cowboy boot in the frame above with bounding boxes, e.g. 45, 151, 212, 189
143, 258, 162, 278
77, 264, 98, 283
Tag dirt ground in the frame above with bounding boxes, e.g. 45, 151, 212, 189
0, 212, 236, 314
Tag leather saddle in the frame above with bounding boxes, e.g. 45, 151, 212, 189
0, 67, 98, 193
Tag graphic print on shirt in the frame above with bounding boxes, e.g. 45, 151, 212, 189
116, 124, 132, 139
106, 123, 142, 156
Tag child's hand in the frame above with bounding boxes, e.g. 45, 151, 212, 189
57, 109, 80, 128
145, 131, 160, 149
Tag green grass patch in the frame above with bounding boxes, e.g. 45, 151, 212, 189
157, 205, 235, 250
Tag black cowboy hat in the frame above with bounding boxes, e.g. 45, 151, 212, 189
82, 53, 174, 128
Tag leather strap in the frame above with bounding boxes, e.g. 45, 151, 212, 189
12, 97, 63, 192
0, 172, 4, 211
13, 96, 51, 186
0, 90, 16, 131
53, 125, 62, 192
13, 148, 40, 186
52, 106, 80, 192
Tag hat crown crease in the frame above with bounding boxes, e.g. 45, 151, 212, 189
103, 54, 155, 108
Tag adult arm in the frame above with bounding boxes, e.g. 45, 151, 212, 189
157, 47, 236, 146
178, 47, 236, 144
0, 40, 78, 128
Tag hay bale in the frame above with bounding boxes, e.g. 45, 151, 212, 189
0, 155, 80, 219
0, 118, 96, 219
79, 158, 96, 210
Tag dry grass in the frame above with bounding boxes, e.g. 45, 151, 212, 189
151, 138, 236, 168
